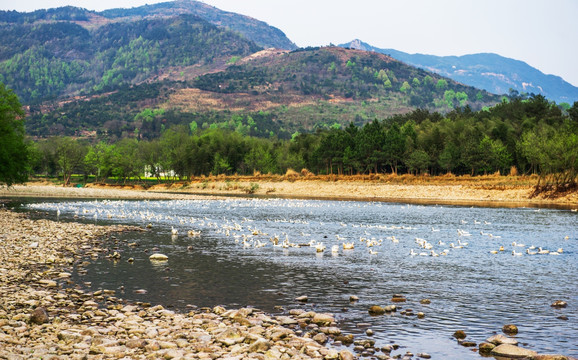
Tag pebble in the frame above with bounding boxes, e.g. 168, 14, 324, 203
503, 323, 518, 335
0, 209, 353, 359
368, 305, 386, 315
453, 330, 467, 339
551, 300, 568, 308
149, 253, 168, 261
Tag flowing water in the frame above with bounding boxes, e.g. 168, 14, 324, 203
18, 198, 578, 358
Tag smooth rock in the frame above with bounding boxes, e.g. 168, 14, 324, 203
319, 326, 341, 335
313, 333, 328, 344
29, 307, 49, 325
349, 295, 359, 302
487, 334, 518, 346
339, 349, 355, 360
531, 355, 571, 360
384, 305, 397, 312
418, 353, 432, 359
276, 316, 298, 325
503, 323, 519, 335
459, 340, 477, 347
368, 305, 385, 315
453, 330, 467, 339
57, 330, 84, 344
149, 253, 168, 261
126, 339, 147, 349
38, 279, 57, 287
312, 313, 334, 326
479, 342, 496, 354
248, 338, 270, 352
551, 300, 568, 308
216, 328, 245, 346
491, 344, 537, 358
295, 295, 308, 302
334, 334, 354, 345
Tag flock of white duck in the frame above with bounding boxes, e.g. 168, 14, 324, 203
29, 199, 572, 261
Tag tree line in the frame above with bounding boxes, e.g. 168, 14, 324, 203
26, 94, 578, 192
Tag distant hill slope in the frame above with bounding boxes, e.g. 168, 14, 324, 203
340, 39, 578, 104
191, 46, 498, 110
26, 47, 502, 139
0, 11, 261, 102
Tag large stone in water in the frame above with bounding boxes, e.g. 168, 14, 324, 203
368, 306, 385, 315
551, 300, 568, 308
503, 323, 518, 335
149, 253, 168, 261
491, 344, 537, 359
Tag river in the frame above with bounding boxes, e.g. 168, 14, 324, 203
19, 197, 578, 359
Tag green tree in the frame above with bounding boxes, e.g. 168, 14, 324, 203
406, 149, 430, 175
436, 79, 448, 91
110, 138, 142, 183
438, 142, 460, 173
400, 81, 411, 93
55, 137, 86, 186
84, 142, 114, 182
0, 83, 29, 186
384, 123, 406, 174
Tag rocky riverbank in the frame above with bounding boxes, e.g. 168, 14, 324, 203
0, 209, 359, 359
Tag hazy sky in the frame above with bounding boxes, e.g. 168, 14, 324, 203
2, 0, 577, 87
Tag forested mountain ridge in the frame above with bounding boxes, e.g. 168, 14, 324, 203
340, 39, 578, 104
0, 0, 296, 50
97, 0, 297, 50
26, 46, 501, 140
0, 11, 261, 103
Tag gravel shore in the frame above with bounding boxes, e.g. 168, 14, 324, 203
0, 209, 358, 360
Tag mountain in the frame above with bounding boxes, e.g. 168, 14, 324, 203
1, 4, 502, 141
0, 0, 296, 50
340, 39, 578, 104
98, 0, 297, 50
25, 46, 501, 139
0, 10, 261, 103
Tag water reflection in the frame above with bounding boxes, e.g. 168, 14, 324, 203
21, 198, 578, 358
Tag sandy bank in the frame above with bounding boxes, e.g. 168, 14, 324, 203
1, 176, 577, 208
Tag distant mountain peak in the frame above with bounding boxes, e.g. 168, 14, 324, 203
339, 40, 578, 103
99, 0, 297, 50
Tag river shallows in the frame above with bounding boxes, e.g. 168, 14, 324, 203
26, 198, 577, 359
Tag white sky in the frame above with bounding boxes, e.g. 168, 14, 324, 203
1, 0, 577, 87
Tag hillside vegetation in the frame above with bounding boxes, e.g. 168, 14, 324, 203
0, 13, 260, 103
25, 47, 501, 140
